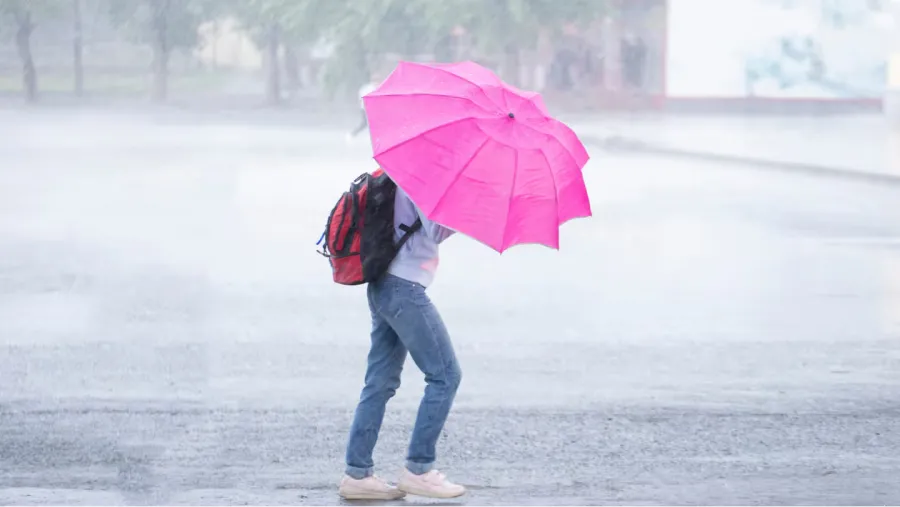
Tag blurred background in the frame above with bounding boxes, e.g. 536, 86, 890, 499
0, 0, 891, 112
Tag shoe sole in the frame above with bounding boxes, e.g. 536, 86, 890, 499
397, 484, 466, 499
339, 487, 406, 501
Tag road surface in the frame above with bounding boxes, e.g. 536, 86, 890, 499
1, 111, 899, 505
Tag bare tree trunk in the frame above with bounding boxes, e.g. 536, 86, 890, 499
73, 0, 84, 96
150, 0, 170, 103
14, 9, 37, 103
210, 19, 219, 69
283, 43, 300, 95
265, 23, 281, 106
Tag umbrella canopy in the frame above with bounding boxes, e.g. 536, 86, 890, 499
363, 61, 591, 252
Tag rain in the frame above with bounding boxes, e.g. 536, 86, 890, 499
1, 0, 899, 504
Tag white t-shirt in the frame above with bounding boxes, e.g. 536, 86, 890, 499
387, 187, 455, 288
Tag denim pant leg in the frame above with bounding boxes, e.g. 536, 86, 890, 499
344, 281, 408, 479
377, 276, 462, 475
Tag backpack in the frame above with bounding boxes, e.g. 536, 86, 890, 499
317, 169, 422, 285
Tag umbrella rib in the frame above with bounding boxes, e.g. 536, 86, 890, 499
373, 117, 473, 158
516, 120, 585, 170
404, 62, 500, 111
405, 61, 486, 89
500, 149, 519, 251
368, 92, 482, 112
501, 83, 516, 113
537, 149, 560, 227
427, 137, 492, 217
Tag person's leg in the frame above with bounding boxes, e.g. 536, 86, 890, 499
349, 109, 369, 137
377, 276, 462, 475
344, 281, 408, 480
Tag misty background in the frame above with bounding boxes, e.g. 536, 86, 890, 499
0, 0, 664, 110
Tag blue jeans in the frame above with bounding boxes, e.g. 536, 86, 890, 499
345, 274, 462, 479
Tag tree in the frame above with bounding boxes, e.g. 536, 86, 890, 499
233, 0, 282, 104
73, 0, 83, 96
282, 41, 300, 94
235, 0, 346, 104
263, 18, 279, 104
306, 0, 433, 95
237, 0, 613, 99
0, 0, 61, 102
299, 0, 610, 92
107, 0, 215, 102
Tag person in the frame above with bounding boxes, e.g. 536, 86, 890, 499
338, 186, 465, 501
346, 73, 380, 141
549, 47, 577, 91
620, 32, 647, 92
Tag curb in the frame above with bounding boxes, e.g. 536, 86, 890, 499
582, 135, 900, 187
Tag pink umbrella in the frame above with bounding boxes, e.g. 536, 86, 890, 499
364, 61, 591, 252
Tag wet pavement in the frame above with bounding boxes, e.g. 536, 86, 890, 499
1, 110, 900, 505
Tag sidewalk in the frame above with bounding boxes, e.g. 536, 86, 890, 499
569, 114, 900, 184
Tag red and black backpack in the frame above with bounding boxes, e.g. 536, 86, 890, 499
317, 169, 421, 285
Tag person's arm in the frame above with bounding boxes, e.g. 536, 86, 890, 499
415, 206, 455, 244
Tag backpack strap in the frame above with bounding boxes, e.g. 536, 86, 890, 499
396, 218, 422, 249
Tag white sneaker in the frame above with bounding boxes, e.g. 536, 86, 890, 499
338, 474, 406, 501
398, 469, 466, 499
